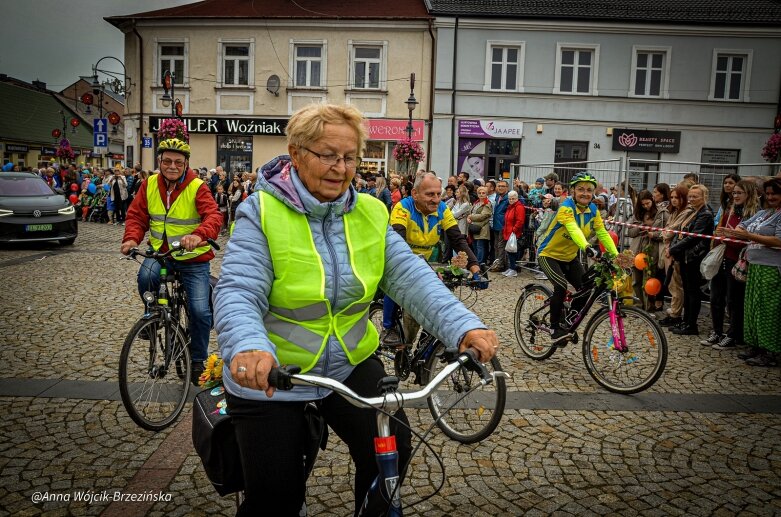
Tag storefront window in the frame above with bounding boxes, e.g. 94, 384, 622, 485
217, 136, 253, 176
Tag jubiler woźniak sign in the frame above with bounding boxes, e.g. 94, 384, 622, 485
149, 117, 287, 136
612, 129, 681, 153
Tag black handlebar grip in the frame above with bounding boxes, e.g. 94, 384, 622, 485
267, 365, 301, 390
460, 348, 493, 383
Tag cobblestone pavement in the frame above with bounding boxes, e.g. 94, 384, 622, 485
1, 222, 779, 516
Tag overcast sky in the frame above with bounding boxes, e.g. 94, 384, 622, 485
1, 0, 197, 91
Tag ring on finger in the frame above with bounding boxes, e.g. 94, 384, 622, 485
237, 366, 247, 373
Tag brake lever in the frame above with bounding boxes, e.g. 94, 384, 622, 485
458, 349, 493, 384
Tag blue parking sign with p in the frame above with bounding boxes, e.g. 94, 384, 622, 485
94, 133, 108, 147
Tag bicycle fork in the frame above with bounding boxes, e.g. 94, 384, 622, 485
359, 412, 402, 516
608, 296, 628, 353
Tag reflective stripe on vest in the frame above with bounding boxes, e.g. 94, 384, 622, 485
146, 174, 210, 260
259, 191, 388, 372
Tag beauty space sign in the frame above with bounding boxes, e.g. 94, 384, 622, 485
612, 129, 681, 153
458, 119, 524, 138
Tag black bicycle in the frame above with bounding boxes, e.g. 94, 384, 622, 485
118, 239, 219, 431
369, 269, 506, 444
513, 253, 668, 394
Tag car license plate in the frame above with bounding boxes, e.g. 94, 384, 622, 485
26, 224, 53, 232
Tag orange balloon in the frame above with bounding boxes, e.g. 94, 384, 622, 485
634, 253, 648, 270
645, 278, 662, 296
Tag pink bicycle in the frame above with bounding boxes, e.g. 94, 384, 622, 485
513, 253, 667, 394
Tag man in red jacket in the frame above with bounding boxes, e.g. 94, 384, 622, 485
120, 138, 223, 385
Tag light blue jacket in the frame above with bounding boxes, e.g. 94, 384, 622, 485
214, 156, 486, 402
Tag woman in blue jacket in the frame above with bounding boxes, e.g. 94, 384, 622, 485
213, 103, 498, 516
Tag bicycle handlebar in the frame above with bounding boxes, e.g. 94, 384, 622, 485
122, 238, 220, 261
268, 349, 494, 411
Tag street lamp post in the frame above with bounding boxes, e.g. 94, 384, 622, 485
160, 70, 182, 118
90, 56, 128, 118
405, 72, 418, 141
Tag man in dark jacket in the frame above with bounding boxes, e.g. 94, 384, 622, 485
488, 180, 510, 272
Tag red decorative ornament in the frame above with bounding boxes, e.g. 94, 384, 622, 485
70, 183, 79, 192
70, 118, 80, 128
107, 112, 121, 125
175, 100, 183, 118
52, 128, 62, 138
163, 73, 172, 91
69, 194, 79, 205
80, 93, 94, 105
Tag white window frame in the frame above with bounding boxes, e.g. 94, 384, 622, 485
484, 40, 525, 92
553, 43, 600, 96
709, 49, 752, 102
629, 45, 671, 99
155, 39, 189, 87
217, 39, 255, 88
289, 40, 328, 90
348, 40, 387, 90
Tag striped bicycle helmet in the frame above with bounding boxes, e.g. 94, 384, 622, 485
569, 171, 598, 188
157, 138, 191, 158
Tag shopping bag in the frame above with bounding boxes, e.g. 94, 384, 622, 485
506, 233, 518, 253
700, 244, 725, 280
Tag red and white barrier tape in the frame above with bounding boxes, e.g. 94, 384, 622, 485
607, 220, 749, 245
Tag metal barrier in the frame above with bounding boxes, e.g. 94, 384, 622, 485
512, 159, 778, 208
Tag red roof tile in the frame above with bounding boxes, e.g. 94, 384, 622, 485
107, 0, 431, 24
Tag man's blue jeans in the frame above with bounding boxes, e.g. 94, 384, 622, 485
137, 257, 211, 363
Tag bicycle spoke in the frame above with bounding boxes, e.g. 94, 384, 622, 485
583, 307, 667, 394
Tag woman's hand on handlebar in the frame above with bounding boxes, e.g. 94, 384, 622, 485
120, 240, 139, 255
458, 328, 499, 363
230, 350, 278, 397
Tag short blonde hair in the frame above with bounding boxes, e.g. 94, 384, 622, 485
689, 183, 709, 199
286, 103, 367, 154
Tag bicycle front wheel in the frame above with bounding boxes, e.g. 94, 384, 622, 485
514, 284, 556, 360
582, 306, 668, 394
422, 341, 506, 444
118, 316, 191, 431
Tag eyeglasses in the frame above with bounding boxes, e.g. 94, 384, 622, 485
732, 191, 745, 196
302, 147, 361, 169
160, 158, 186, 168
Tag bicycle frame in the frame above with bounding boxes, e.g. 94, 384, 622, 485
527, 273, 630, 353
270, 351, 493, 516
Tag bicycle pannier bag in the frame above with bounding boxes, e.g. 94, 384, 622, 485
192, 386, 244, 496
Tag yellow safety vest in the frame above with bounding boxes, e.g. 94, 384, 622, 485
146, 174, 210, 260
259, 190, 388, 372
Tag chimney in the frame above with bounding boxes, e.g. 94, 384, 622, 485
32, 79, 46, 90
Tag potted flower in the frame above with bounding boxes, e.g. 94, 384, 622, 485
158, 118, 190, 142
392, 138, 425, 173
761, 133, 781, 163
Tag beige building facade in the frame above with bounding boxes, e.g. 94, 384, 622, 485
109, 4, 433, 176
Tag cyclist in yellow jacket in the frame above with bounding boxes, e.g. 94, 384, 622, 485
536, 172, 618, 346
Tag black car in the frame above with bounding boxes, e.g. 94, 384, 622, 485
0, 172, 78, 245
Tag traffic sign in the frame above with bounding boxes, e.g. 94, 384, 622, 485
93, 118, 108, 149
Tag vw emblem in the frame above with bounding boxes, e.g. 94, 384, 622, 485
33, 210, 42, 218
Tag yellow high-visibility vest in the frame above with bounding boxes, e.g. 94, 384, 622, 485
259, 190, 388, 371
146, 174, 210, 260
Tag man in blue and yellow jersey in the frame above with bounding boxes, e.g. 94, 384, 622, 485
537, 172, 618, 346
381, 172, 483, 344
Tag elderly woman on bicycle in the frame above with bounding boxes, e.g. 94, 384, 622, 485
213, 103, 498, 516
536, 172, 619, 347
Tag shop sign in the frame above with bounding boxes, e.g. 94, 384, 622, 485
149, 116, 287, 136
218, 138, 253, 152
458, 119, 523, 138
41, 146, 57, 155
111, 154, 125, 160
364, 119, 424, 142
612, 129, 681, 153
701, 148, 739, 164
7, 144, 29, 153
